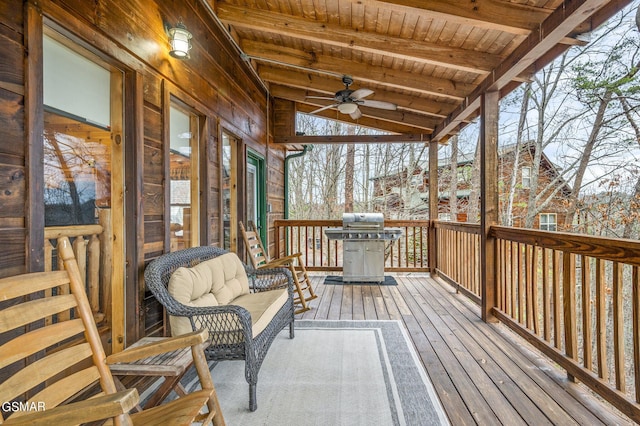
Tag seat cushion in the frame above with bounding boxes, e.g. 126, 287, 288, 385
167, 252, 250, 336
232, 288, 289, 337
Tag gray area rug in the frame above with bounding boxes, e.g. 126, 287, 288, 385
176, 320, 449, 426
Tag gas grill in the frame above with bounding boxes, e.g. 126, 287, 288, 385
324, 213, 402, 283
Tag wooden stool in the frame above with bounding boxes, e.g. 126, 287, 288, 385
109, 337, 198, 410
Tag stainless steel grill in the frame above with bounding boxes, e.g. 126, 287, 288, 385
325, 213, 402, 283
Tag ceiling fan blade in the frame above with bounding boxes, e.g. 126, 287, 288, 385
360, 99, 397, 110
349, 107, 362, 120
350, 88, 374, 100
309, 104, 339, 114
306, 96, 335, 100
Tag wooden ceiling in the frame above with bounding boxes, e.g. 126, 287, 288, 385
208, 0, 631, 143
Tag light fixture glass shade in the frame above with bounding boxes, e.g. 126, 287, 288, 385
169, 23, 192, 59
337, 102, 358, 114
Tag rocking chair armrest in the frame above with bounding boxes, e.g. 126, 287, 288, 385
259, 253, 301, 267
251, 267, 294, 294
2, 389, 139, 425
106, 330, 209, 365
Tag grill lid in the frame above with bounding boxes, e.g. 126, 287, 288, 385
343, 212, 383, 229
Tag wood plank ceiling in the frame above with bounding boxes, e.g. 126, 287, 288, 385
206, 0, 630, 143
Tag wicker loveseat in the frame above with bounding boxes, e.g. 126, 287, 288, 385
144, 246, 295, 411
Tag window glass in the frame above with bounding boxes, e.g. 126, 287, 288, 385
540, 213, 557, 231
522, 167, 531, 189
169, 104, 198, 251
43, 34, 114, 226
44, 35, 110, 128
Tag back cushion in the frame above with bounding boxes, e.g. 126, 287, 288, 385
167, 252, 250, 335
212, 253, 250, 304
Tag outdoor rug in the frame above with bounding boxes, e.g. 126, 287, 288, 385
176, 320, 449, 426
323, 275, 398, 285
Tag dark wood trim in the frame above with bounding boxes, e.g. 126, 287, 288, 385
162, 81, 171, 253
274, 134, 430, 145
25, 1, 45, 273
480, 91, 499, 323
126, 70, 145, 345
199, 115, 209, 245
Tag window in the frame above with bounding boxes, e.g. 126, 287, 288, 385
43, 32, 117, 227
169, 103, 200, 251
540, 213, 557, 231
521, 167, 531, 188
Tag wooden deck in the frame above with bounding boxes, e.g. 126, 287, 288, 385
299, 274, 632, 425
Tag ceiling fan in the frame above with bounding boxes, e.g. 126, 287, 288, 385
306, 76, 397, 119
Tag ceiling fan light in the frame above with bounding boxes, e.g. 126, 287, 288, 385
337, 102, 358, 114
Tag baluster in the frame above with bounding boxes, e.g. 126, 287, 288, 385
517, 243, 524, 325
88, 234, 101, 314
57, 237, 70, 322
531, 246, 539, 335
613, 262, 625, 391
553, 250, 561, 350
632, 266, 640, 402
563, 252, 577, 382
596, 258, 608, 381
582, 255, 592, 371
44, 239, 54, 326
526, 244, 534, 330
542, 248, 550, 342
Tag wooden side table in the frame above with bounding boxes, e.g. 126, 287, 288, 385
109, 337, 196, 410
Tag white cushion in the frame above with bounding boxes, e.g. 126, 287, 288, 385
167, 253, 251, 336
233, 289, 289, 337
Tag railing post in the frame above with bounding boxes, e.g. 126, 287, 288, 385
428, 140, 438, 277
480, 91, 499, 323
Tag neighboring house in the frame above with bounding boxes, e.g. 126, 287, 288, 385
371, 142, 572, 230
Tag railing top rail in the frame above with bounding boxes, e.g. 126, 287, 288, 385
491, 225, 640, 267
274, 219, 430, 226
433, 221, 481, 233
274, 219, 341, 227
45, 225, 104, 239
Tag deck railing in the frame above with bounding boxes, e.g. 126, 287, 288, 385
273, 219, 430, 272
44, 224, 107, 325
433, 221, 481, 303
488, 226, 640, 421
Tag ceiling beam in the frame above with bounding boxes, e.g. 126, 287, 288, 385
241, 40, 473, 101
260, 67, 456, 118
274, 134, 429, 145
360, 0, 551, 35
295, 103, 429, 134
269, 84, 440, 131
432, 0, 616, 142
216, 3, 502, 74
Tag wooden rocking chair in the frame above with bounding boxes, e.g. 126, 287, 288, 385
240, 222, 317, 314
0, 236, 224, 426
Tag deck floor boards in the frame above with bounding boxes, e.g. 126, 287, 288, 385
302, 274, 631, 425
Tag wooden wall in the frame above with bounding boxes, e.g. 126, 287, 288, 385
0, 0, 286, 342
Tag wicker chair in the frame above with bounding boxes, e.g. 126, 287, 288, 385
144, 246, 295, 411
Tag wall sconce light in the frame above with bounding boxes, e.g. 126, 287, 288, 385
168, 21, 192, 59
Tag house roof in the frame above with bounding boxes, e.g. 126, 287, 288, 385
209, 0, 630, 144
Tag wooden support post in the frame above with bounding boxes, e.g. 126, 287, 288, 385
26, 1, 45, 273
480, 91, 499, 323
428, 141, 438, 277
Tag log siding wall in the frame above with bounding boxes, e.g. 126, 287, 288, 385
0, 0, 285, 341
